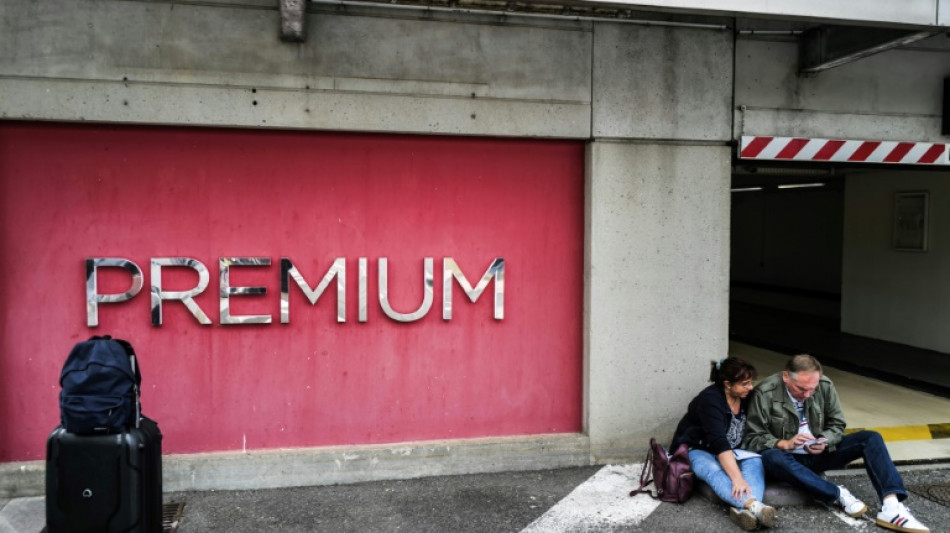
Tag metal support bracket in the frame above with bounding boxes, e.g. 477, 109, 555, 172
800, 25, 936, 74
280, 0, 308, 43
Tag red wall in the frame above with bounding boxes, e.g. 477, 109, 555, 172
0, 122, 584, 461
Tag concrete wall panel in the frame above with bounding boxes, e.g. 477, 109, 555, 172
0, 0, 592, 137
736, 36, 950, 142
592, 23, 733, 141
586, 141, 730, 461
842, 170, 950, 353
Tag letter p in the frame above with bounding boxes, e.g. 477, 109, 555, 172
86, 258, 144, 327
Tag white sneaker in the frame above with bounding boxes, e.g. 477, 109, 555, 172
748, 500, 776, 528
875, 502, 930, 533
836, 485, 868, 517
729, 506, 758, 531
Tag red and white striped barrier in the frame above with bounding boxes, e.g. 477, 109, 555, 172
739, 136, 948, 165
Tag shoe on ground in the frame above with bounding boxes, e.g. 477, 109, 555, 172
729, 506, 758, 531
875, 502, 930, 533
749, 500, 776, 528
836, 485, 868, 517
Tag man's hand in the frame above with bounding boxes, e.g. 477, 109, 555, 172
780, 433, 816, 451
805, 441, 827, 454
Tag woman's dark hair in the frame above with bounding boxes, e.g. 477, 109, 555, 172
709, 357, 757, 385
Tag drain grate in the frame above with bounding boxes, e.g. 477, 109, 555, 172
907, 484, 950, 507
163, 501, 186, 532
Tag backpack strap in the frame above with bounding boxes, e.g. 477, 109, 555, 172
112, 337, 142, 429
111, 338, 142, 385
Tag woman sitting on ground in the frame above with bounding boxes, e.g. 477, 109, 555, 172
671, 357, 776, 531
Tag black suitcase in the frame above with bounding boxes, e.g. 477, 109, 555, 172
46, 417, 163, 533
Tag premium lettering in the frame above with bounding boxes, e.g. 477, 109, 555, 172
85, 257, 505, 327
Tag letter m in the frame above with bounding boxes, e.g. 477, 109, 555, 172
442, 258, 504, 320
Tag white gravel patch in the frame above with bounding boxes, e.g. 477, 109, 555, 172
520, 464, 661, 532
0, 496, 45, 533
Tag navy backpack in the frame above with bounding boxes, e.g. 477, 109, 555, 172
59, 335, 141, 434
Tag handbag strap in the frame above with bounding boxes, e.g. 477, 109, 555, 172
629, 442, 657, 498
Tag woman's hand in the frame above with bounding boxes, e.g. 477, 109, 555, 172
731, 477, 752, 502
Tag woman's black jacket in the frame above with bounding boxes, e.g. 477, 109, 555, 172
670, 383, 747, 456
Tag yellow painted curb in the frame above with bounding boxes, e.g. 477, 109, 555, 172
845, 423, 949, 442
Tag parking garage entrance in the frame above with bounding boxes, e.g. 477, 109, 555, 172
729, 140, 950, 461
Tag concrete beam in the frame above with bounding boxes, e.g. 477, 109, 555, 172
800, 26, 937, 74
592, 23, 733, 141
339, 0, 950, 28
583, 0, 948, 29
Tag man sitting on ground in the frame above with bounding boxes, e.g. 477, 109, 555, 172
743, 354, 930, 533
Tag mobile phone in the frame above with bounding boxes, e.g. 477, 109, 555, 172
803, 437, 828, 446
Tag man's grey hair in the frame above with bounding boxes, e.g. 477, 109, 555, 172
785, 354, 822, 378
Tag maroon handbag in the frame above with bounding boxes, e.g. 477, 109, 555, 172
629, 438, 694, 503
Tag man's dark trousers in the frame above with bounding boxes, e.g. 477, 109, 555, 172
760, 430, 907, 503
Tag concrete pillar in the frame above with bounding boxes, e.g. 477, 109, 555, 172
585, 140, 731, 462
585, 21, 734, 462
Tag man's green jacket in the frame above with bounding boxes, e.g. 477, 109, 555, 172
743, 372, 847, 453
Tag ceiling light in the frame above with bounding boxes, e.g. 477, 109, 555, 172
777, 183, 826, 189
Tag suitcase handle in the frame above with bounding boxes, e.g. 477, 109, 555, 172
130, 354, 141, 429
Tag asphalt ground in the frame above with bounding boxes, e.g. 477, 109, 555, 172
166, 466, 601, 533
4, 463, 949, 532
166, 463, 950, 533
